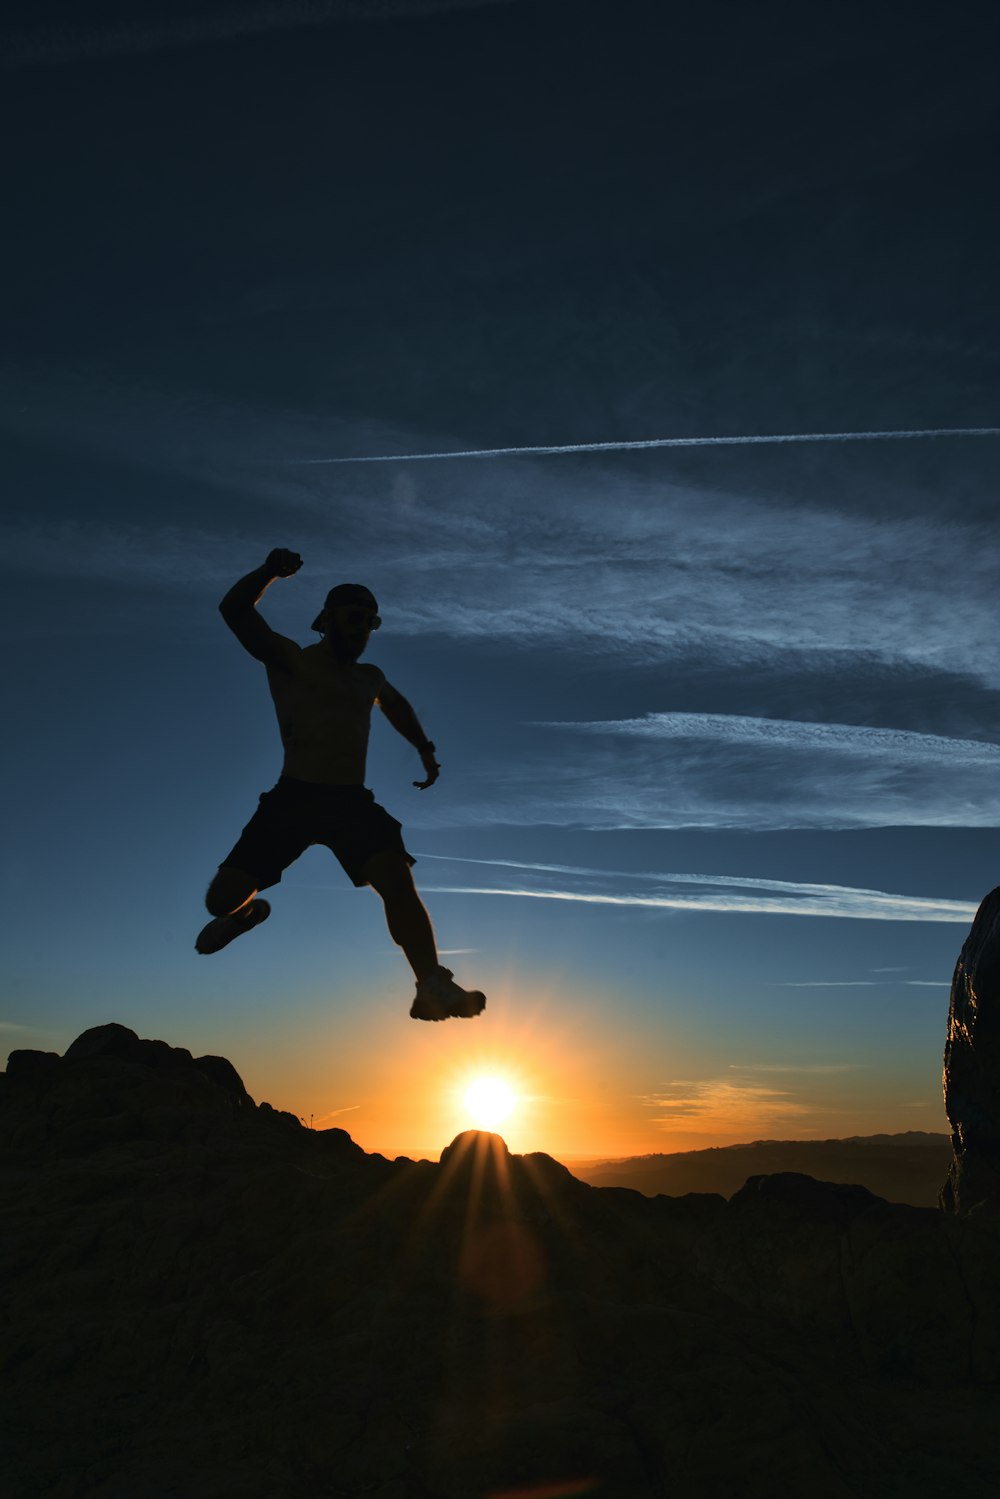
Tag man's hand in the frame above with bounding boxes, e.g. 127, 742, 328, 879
413, 743, 440, 790
265, 548, 303, 579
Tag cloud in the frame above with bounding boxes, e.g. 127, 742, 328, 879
432, 734, 1000, 831
8, 353, 996, 829
8, 367, 1000, 710
426, 693, 1000, 828
727, 1063, 867, 1074
545, 713, 1000, 768
417, 854, 977, 922
423, 884, 974, 922
311, 1104, 361, 1126
776, 980, 949, 988
296, 425, 1000, 465
639, 1078, 811, 1128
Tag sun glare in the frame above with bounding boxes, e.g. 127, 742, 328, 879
463, 1075, 517, 1129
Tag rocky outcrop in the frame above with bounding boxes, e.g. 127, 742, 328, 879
942, 886, 1000, 1214
4, 1025, 1000, 1498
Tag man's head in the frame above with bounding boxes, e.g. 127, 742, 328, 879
311, 584, 381, 662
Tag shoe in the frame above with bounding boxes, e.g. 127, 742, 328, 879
410, 966, 487, 1022
195, 900, 271, 955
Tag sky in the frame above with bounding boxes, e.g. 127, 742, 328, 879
3, 0, 1000, 1161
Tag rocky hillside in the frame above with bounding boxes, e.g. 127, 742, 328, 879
4, 1024, 1000, 1498
574, 1133, 952, 1206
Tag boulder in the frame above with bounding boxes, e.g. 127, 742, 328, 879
942, 886, 1000, 1214
1, 1022, 262, 1153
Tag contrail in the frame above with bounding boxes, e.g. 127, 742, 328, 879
287, 425, 1000, 465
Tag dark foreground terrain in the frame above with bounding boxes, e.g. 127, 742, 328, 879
4, 1025, 1000, 1499
574, 1133, 952, 1206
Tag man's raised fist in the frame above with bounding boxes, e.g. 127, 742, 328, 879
265, 548, 303, 578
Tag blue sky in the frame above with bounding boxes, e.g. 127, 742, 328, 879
3, 0, 999, 1157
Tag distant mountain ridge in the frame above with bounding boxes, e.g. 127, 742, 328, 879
572, 1131, 952, 1207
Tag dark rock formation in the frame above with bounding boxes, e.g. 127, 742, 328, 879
4, 1026, 1000, 1498
942, 886, 1000, 1214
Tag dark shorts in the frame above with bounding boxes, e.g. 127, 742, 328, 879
220, 778, 415, 890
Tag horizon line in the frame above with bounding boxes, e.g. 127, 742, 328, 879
356, 1125, 950, 1165
283, 424, 1000, 465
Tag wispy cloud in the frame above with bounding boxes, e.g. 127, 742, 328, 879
9, 359, 993, 828
423, 885, 974, 922
418, 854, 976, 922
544, 713, 1000, 767
423, 736, 1000, 832
8, 368, 1000, 712
777, 980, 949, 988
433, 718, 1000, 830
640, 1078, 811, 1127
297, 425, 1000, 465
311, 1104, 361, 1127
727, 1063, 867, 1074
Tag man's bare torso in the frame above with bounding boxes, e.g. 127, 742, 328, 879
266, 643, 385, 785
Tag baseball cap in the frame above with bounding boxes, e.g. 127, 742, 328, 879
311, 584, 380, 633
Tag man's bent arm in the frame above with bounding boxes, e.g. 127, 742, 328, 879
219, 548, 302, 665
378, 686, 440, 789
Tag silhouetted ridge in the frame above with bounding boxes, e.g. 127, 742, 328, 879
1, 1021, 359, 1156
575, 1133, 952, 1207
4, 1026, 1000, 1496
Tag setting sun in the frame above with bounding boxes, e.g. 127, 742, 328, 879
463, 1075, 517, 1129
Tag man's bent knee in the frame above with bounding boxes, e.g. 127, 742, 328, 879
206, 867, 258, 917
362, 850, 414, 898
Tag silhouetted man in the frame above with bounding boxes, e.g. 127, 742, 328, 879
195, 548, 486, 1023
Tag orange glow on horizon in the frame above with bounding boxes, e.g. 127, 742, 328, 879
284, 968, 658, 1161
229, 970, 951, 1164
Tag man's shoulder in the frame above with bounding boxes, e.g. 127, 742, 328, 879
259, 632, 304, 673
356, 661, 385, 682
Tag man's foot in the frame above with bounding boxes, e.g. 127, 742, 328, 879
195, 900, 271, 955
410, 966, 487, 1022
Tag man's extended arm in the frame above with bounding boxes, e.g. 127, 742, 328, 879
219, 548, 302, 665
377, 685, 441, 789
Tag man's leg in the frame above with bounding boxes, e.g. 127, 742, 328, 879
363, 851, 485, 1021
195, 867, 271, 954
362, 851, 438, 981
